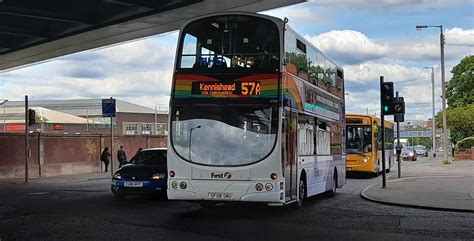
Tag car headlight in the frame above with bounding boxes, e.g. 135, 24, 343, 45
113, 173, 122, 179
151, 173, 166, 180
408, 153, 414, 156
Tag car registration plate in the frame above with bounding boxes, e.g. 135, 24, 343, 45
208, 192, 233, 200
124, 182, 143, 187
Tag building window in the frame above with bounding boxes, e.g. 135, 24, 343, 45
125, 122, 139, 135
142, 123, 152, 135
156, 123, 167, 136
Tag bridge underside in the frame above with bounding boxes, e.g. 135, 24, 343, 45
0, 0, 303, 71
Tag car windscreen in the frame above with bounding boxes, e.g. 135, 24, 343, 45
403, 147, 413, 152
129, 150, 166, 165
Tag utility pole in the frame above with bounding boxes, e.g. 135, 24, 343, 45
395, 91, 401, 178
1, 99, 7, 132
154, 105, 158, 135
415, 24, 448, 161
439, 26, 448, 162
380, 76, 388, 188
424, 66, 436, 157
24, 95, 29, 183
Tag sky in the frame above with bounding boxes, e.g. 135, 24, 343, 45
1, 0, 473, 120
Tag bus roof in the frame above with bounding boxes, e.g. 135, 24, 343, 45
346, 114, 393, 128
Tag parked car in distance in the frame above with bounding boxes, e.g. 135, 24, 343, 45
111, 148, 167, 199
401, 146, 417, 161
414, 145, 428, 157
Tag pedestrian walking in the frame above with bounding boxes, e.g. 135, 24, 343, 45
117, 145, 127, 168
101, 147, 111, 172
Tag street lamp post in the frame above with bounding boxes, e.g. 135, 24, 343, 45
416, 24, 448, 162
424, 66, 436, 157
154, 105, 157, 135
0, 99, 8, 132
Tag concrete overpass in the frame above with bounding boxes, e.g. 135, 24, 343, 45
0, 0, 304, 72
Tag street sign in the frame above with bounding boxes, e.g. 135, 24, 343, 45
102, 98, 116, 117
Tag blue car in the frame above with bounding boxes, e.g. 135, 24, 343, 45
111, 148, 167, 199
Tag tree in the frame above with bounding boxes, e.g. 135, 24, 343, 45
436, 105, 474, 143
446, 55, 474, 108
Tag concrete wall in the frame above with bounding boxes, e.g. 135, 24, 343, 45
0, 133, 167, 178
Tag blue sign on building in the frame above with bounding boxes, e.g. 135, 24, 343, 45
102, 98, 116, 117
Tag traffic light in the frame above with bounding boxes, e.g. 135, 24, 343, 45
28, 109, 36, 126
393, 97, 405, 114
393, 97, 405, 122
381, 82, 394, 115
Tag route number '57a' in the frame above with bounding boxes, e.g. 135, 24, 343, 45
241, 82, 261, 96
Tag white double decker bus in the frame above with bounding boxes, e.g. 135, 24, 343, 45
167, 12, 346, 207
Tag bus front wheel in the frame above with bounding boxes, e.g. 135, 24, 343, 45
295, 177, 306, 209
374, 161, 380, 177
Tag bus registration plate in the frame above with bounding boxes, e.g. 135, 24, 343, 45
208, 192, 233, 200
124, 182, 143, 187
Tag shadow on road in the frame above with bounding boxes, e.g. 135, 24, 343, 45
346, 172, 377, 179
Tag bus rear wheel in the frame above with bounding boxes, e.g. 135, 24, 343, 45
329, 171, 337, 197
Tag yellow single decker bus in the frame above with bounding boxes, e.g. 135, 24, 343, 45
345, 114, 395, 176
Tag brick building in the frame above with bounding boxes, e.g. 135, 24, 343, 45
2, 99, 169, 136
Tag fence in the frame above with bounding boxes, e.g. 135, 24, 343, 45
0, 133, 167, 178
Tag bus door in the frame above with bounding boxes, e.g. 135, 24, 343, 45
282, 108, 298, 202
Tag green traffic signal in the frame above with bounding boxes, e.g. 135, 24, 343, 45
383, 105, 389, 112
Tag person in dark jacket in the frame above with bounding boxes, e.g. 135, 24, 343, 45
101, 147, 111, 172
117, 145, 127, 168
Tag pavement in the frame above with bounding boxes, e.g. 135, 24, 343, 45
1, 171, 111, 185
361, 157, 474, 212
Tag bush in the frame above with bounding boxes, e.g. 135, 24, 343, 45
455, 137, 474, 151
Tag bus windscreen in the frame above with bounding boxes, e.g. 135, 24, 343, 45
178, 15, 279, 73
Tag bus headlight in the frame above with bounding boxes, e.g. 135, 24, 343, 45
362, 158, 368, 163
171, 181, 178, 189
270, 173, 277, 180
255, 183, 264, 191
180, 181, 187, 189
265, 183, 273, 191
